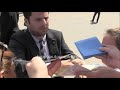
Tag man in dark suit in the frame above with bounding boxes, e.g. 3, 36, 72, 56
0, 12, 19, 45
9, 12, 82, 78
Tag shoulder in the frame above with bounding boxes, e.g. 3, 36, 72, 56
9, 29, 28, 46
10, 29, 27, 41
47, 29, 64, 40
48, 29, 62, 35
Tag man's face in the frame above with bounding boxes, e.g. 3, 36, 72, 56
102, 33, 117, 46
26, 12, 49, 37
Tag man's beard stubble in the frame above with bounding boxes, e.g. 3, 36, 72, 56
31, 28, 48, 37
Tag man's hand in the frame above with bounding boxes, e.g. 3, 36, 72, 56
26, 56, 50, 78
71, 59, 85, 65
71, 64, 91, 76
55, 59, 85, 76
96, 45, 120, 68
78, 66, 120, 78
60, 59, 85, 69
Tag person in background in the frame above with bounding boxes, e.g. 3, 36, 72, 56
91, 12, 100, 24
0, 42, 61, 78
9, 12, 84, 78
0, 12, 19, 45
71, 28, 120, 78
73, 45, 120, 78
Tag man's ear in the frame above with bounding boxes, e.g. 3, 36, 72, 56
24, 18, 29, 26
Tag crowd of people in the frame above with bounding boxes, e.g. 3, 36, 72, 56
0, 12, 120, 78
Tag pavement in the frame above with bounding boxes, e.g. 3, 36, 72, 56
18, 12, 120, 65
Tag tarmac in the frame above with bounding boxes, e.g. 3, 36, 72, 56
18, 12, 120, 65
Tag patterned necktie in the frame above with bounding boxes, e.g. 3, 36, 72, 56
39, 40, 44, 57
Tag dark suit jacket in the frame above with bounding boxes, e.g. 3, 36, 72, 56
9, 29, 76, 78
0, 12, 19, 45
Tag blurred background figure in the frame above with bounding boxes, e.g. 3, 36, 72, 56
0, 12, 19, 45
91, 12, 100, 24
0, 42, 16, 78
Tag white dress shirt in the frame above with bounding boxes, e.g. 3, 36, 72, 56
30, 32, 51, 61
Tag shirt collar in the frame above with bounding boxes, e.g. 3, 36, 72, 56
29, 31, 46, 43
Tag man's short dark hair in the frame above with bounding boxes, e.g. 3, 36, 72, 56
23, 12, 32, 20
23, 12, 49, 21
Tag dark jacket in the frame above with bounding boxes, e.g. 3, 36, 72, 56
0, 12, 19, 44
9, 29, 76, 78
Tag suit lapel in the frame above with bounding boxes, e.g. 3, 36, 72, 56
46, 30, 59, 56
25, 29, 59, 58
25, 30, 39, 56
